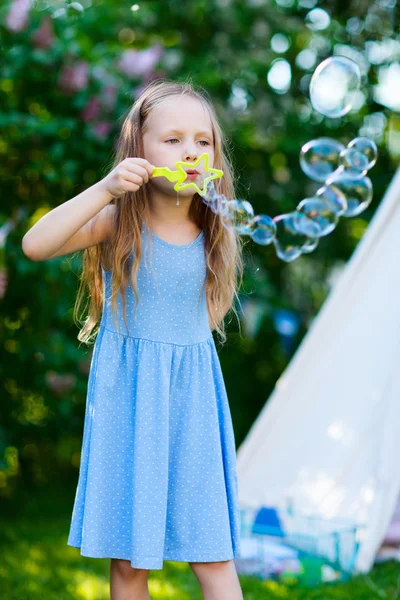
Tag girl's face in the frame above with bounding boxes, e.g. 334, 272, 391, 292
142, 95, 215, 198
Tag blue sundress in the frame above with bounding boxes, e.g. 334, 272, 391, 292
67, 222, 241, 569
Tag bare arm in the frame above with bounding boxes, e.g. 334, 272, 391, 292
22, 157, 153, 261
22, 181, 114, 261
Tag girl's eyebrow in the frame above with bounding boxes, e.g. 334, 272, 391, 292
162, 128, 213, 138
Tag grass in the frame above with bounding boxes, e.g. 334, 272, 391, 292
1, 482, 400, 599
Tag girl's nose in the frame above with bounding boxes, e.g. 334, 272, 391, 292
184, 148, 198, 163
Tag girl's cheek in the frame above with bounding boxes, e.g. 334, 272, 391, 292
145, 148, 169, 166
156, 145, 174, 160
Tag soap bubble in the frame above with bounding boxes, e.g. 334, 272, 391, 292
300, 137, 345, 182
325, 171, 373, 217
293, 197, 339, 237
301, 237, 319, 253
210, 193, 230, 216
339, 147, 369, 175
223, 199, 255, 234
347, 137, 378, 170
248, 215, 277, 245
204, 181, 218, 201
315, 185, 348, 216
338, 137, 378, 177
273, 213, 316, 262
310, 56, 361, 118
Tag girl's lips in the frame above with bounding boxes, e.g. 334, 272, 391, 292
185, 172, 198, 179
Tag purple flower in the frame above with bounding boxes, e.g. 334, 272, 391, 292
80, 96, 102, 122
30, 15, 55, 50
59, 60, 89, 94
102, 83, 118, 111
5, 0, 34, 32
117, 44, 163, 79
45, 370, 76, 395
92, 121, 112, 140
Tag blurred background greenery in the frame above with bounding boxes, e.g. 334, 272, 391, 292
1, 0, 400, 593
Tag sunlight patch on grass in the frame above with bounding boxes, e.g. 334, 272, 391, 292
167, 560, 191, 572
67, 570, 109, 600
149, 578, 190, 598
262, 579, 290, 597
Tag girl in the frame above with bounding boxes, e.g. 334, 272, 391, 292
22, 79, 245, 600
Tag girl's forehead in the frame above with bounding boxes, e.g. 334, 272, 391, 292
146, 96, 212, 133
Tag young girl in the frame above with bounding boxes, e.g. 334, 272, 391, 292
22, 79, 245, 600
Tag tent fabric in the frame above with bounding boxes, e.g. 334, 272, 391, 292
382, 494, 400, 545
236, 167, 400, 573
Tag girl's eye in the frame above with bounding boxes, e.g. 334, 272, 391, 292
165, 139, 210, 145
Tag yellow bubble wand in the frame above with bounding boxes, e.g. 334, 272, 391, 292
151, 152, 224, 197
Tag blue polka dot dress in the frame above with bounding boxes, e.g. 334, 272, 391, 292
67, 222, 241, 569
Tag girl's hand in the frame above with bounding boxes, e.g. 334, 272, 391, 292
101, 158, 154, 199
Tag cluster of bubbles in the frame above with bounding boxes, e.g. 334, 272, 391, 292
201, 56, 379, 262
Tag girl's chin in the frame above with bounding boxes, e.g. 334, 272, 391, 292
149, 187, 195, 200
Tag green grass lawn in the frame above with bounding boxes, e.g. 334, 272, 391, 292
1, 482, 400, 599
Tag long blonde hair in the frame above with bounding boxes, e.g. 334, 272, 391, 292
74, 78, 244, 347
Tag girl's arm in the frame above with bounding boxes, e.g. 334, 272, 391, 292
22, 157, 153, 261
22, 181, 115, 261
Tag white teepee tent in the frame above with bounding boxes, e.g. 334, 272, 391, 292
236, 166, 400, 574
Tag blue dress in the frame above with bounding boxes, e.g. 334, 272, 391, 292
67, 223, 241, 569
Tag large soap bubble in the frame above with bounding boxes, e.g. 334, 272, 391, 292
310, 56, 361, 118
300, 137, 345, 182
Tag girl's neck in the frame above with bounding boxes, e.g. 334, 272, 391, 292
147, 190, 194, 226
145, 191, 202, 241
